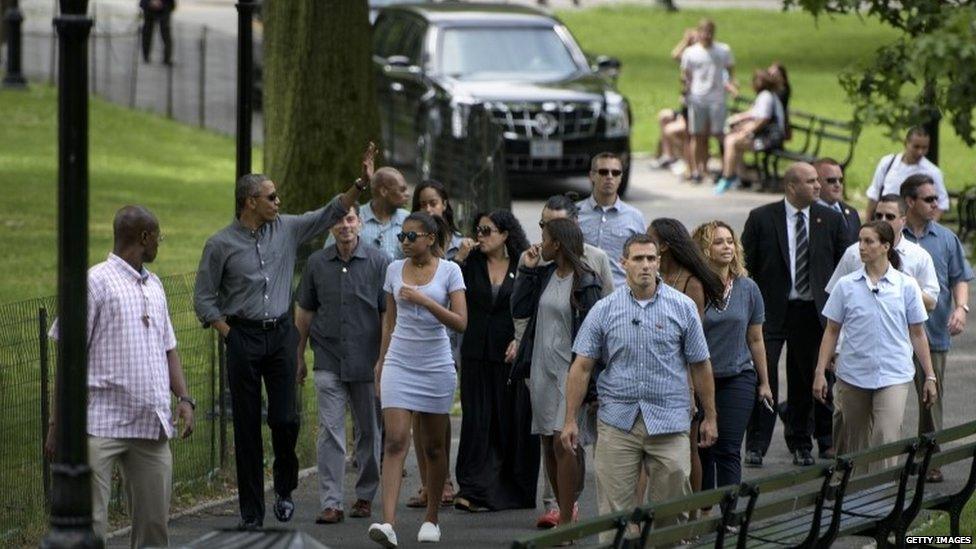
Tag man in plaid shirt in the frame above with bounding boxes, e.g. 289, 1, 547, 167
45, 205, 194, 548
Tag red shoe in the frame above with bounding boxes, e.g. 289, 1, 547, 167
536, 508, 560, 529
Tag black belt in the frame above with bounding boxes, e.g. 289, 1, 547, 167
227, 314, 289, 331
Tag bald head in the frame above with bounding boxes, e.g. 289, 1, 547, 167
371, 167, 410, 209
114, 206, 158, 245
783, 162, 821, 208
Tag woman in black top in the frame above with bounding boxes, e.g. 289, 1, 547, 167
452, 210, 537, 511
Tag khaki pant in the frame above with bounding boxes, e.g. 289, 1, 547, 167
595, 416, 691, 543
833, 379, 911, 473
913, 351, 946, 440
89, 436, 172, 548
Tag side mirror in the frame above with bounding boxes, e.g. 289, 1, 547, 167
385, 55, 423, 77
594, 55, 622, 82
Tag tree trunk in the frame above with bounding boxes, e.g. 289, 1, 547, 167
262, 0, 380, 216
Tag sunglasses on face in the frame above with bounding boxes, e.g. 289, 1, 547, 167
476, 225, 498, 237
918, 195, 939, 204
396, 231, 432, 243
253, 192, 278, 203
822, 177, 844, 185
594, 168, 623, 177
873, 212, 898, 221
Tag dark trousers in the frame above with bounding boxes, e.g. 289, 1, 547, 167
225, 322, 300, 523
700, 369, 756, 489
746, 300, 825, 455
141, 9, 173, 63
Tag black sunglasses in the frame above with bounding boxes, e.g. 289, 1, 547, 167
873, 212, 898, 221
396, 231, 432, 243
476, 225, 498, 236
253, 192, 278, 203
595, 168, 623, 177
919, 195, 939, 204
822, 177, 844, 185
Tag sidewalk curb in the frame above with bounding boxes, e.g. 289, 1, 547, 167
105, 466, 319, 540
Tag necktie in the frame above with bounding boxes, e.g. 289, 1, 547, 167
795, 211, 810, 297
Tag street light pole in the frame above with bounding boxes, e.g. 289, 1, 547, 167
41, 0, 99, 546
235, 0, 256, 188
2, 0, 28, 88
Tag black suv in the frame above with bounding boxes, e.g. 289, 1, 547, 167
372, 3, 632, 193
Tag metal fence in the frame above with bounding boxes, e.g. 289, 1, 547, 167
19, 2, 261, 142
0, 271, 321, 546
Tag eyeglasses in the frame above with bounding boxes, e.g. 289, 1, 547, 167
873, 212, 898, 221
396, 231, 432, 243
476, 225, 498, 237
919, 195, 939, 204
253, 192, 278, 202
595, 168, 623, 177
822, 177, 844, 185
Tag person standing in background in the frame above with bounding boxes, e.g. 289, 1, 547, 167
140, 0, 175, 65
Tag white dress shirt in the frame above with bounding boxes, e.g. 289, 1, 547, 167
784, 199, 811, 300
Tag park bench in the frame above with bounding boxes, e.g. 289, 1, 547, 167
914, 420, 976, 544
949, 185, 976, 245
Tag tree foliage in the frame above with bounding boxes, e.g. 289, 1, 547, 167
262, 0, 381, 215
785, 0, 976, 146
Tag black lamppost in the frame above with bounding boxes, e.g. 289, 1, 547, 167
236, 0, 256, 184
2, 0, 28, 88
41, 0, 99, 546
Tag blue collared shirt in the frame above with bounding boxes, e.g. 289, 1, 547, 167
901, 221, 974, 351
576, 196, 647, 287
573, 283, 710, 436
823, 267, 928, 389
326, 202, 409, 260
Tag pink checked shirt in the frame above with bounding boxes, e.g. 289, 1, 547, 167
50, 254, 178, 440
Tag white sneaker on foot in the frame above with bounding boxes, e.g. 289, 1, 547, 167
417, 521, 441, 543
368, 522, 398, 548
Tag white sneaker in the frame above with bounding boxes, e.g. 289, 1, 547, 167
417, 521, 441, 543
368, 522, 398, 548
670, 159, 688, 176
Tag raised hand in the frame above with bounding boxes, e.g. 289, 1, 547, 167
454, 238, 480, 263
361, 141, 378, 183
522, 244, 542, 268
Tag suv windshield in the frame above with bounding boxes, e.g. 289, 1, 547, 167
438, 27, 580, 81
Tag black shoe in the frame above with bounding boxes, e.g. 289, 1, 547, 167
237, 518, 262, 531
744, 450, 763, 468
274, 494, 295, 522
793, 449, 815, 466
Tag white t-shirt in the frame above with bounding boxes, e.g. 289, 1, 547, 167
750, 90, 785, 132
866, 153, 949, 211
680, 42, 734, 103
826, 237, 939, 302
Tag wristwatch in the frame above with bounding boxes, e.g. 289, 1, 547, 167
354, 177, 369, 192
960, 304, 970, 314
178, 396, 197, 410
925, 376, 938, 383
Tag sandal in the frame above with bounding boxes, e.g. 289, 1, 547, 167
441, 480, 455, 506
406, 488, 427, 508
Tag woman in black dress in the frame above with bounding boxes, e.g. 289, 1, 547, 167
452, 209, 538, 511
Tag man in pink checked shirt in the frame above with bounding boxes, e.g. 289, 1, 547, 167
45, 205, 194, 548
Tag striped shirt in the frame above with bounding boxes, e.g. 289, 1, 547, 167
573, 282, 710, 435
49, 254, 178, 440
576, 196, 647, 287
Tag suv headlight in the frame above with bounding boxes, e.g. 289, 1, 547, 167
604, 92, 630, 138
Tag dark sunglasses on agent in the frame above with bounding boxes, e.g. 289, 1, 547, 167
918, 195, 940, 204
595, 168, 623, 177
397, 231, 432, 243
873, 212, 898, 221
822, 177, 844, 185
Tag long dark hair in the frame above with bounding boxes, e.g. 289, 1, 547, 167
860, 221, 901, 271
544, 218, 593, 309
472, 209, 530, 260
650, 217, 725, 306
403, 211, 443, 258
412, 179, 458, 234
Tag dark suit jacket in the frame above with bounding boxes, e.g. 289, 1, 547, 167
459, 251, 517, 363
823, 200, 861, 245
742, 200, 847, 334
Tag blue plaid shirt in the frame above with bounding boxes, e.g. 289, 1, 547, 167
576, 196, 647, 287
573, 282, 710, 435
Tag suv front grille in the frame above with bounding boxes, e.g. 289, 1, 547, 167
487, 101, 601, 140
505, 153, 591, 173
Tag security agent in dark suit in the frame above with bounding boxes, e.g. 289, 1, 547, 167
815, 158, 861, 246
741, 162, 848, 467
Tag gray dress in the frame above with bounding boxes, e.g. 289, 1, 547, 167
529, 272, 574, 435
380, 259, 466, 414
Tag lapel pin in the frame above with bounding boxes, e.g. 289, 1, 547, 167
816, 217, 822, 224
509, 272, 515, 279
844, 208, 850, 215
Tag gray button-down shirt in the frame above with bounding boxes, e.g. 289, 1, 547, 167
902, 221, 974, 351
576, 196, 647, 287
194, 195, 347, 323
297, 239, 390, 382
573, 282, 710, 436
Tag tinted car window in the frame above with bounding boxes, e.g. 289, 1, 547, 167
372, 14, 396, 57
438, 27, 580, 81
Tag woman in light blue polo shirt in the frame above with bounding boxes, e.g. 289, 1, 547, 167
692, 220, 774, 493
814, 221, 938, 470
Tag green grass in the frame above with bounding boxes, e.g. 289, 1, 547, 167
557, 5, 974, 198
0, 85, 249, 304
914, 495, 976, 538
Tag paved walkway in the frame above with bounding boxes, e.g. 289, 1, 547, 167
109, 163, 975, 548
